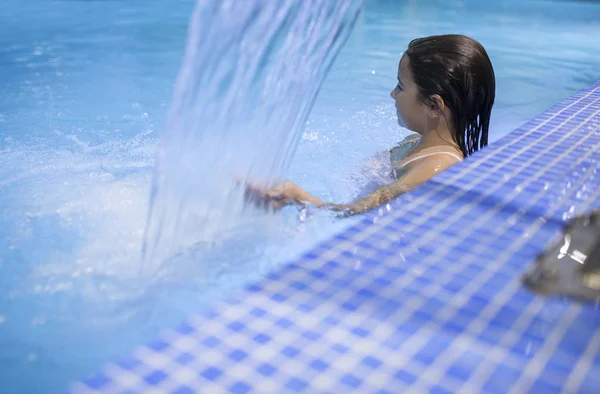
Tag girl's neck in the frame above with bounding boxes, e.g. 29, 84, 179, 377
415, 124, 460, 153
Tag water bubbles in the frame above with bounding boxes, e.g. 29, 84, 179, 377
537, 216, 547, 225
525, 341, 532, 356
298, 207, 308, 222
389, 234, 401, 243
302, 132, 319, 141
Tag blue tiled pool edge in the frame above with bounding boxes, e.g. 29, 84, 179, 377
68, 80, 600, 394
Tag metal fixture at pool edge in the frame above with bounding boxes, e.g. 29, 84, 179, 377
523, 210, 600, 302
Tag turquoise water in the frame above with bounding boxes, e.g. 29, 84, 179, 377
1, 0, 600, 392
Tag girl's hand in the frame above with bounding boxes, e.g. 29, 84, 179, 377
243, 180, 309, 210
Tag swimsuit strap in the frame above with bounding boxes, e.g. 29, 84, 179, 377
397, 150, 463, 168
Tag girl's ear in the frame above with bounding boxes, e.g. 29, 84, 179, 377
428, 94, 445, 117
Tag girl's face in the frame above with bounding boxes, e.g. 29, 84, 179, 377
390, 55, 428, 134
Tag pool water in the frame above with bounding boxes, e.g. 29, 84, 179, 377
1, 0, 600, 392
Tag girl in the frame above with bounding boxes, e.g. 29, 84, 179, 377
246, 34, 496, 216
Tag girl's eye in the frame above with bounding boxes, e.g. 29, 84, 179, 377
396, 84, 403, 92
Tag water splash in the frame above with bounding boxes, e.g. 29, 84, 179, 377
142, 0, 363, 272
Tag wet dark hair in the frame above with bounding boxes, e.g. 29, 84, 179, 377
405, 34, 495, 157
